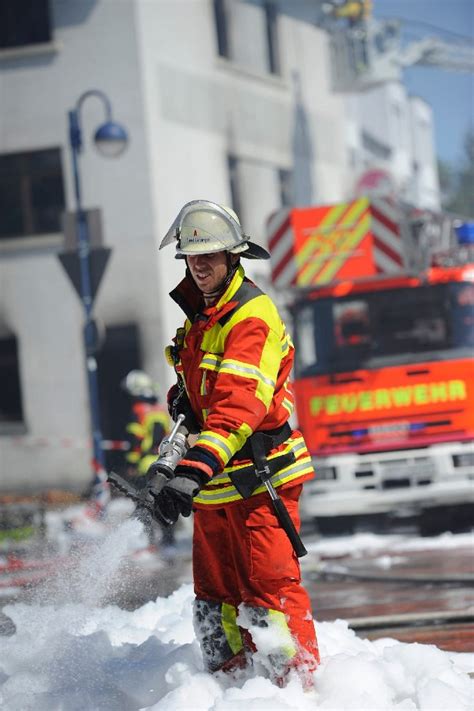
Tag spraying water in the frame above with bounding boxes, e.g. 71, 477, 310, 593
36, 515, 150, 608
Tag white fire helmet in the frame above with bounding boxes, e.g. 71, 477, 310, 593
121, 370, 159, 399
159, 200, 270, 260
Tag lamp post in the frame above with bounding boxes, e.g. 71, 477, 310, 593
67, 89, 128, 481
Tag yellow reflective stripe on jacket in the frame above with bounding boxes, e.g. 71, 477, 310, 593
281, 331, 293, 358
200, 354, 221, 370
196, 423, 252, 463
137, 454, 158, 475
220, 292, 281, 341
213, 292, 284, 422
141, 411, 169, 452
257, 328, 281, 409
219, 358, 276, 389
282, 397, 294, 417
194, 454, 313, 505
126, 422, 143, 437
210, 437, 307, 486
200, 371, 207, 397
224, 293, 283, 385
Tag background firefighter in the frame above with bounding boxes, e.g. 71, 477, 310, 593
147, 200, 320, 686
122, 370, 171, 476
121, 370, 176, 548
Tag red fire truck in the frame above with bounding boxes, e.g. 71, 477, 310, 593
267, 197, 474, 534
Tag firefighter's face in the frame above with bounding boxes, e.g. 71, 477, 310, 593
187, 251, 229, 294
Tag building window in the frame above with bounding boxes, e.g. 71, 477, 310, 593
214, 0, 280, 75
361, 130, 392, 160
213, 0, 229, 59
279, 168, 294, 207
0, 335, 23, 424
264, 1, 280, 75
227, 154, 242, 219
0, 148, 65, 240
0, 0, 52, 50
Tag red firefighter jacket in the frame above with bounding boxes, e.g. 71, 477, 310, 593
167, 264, 315, 507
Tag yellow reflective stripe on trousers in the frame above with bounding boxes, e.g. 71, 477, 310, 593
267, 609, 298, 658
221, 603, 244, 655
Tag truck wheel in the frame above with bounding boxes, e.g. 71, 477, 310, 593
419, 508, 447, 537
316, 516, 355, 536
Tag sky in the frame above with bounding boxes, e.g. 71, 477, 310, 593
373, 0, 474, 166
0, 501, 473, 711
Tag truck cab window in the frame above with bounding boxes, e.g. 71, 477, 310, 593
293, 282, 472, 377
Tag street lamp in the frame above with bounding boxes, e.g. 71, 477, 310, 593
67, 89, 128, 483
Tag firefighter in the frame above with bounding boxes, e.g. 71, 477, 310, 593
122, 370, 171, 476
323, 1, 372, 27
148, 200, 319, 686
122, 370, 176, 550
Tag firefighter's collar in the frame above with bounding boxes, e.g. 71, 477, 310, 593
170, 265, 245, 321
213, 264, 245, 311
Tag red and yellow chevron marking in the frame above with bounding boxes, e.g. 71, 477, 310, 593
295, 198, 372, 286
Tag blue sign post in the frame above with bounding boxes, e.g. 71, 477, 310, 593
65, 89, 128, 480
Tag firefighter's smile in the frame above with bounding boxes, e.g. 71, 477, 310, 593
194, 270, 211, 283
193, 270, 216, 292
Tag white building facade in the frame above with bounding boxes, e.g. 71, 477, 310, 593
0, 0, 440, 492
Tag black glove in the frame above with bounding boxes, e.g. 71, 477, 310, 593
167, 383, 200, 434
151, 474, 201, 526
151, 446, 220, 526
143, 463, 171, 498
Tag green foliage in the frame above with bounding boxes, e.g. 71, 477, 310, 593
439, 130, 474, 218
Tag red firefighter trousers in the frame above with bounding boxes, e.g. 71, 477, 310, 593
192, 484, 319, 678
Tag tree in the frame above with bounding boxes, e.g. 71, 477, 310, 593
439, 129, 474, 218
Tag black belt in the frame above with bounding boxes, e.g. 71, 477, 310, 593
228, 450, 296, 500
230, 422, 292, 464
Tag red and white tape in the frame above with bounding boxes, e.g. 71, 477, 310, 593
4, 436, 130, 451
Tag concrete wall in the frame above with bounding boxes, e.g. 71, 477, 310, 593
0, 0, 159, 490
0, 0, 440, 492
